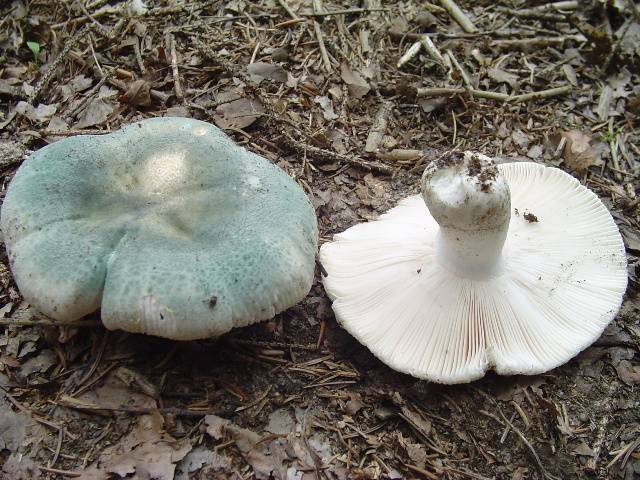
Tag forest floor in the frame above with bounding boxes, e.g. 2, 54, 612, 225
0, 0, 639, 479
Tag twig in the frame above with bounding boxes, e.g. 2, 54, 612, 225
404, 464, 439, 480
492, 34, 585, 50
312, 0, 333, 72
365, 101, 391, 153
510, 85, 573, 103
29, 25, 91, 103
166, 33, 184, 103
38, 466, 81, 478
446, 49, 473, 87
56, 396, 233, 418
0, 316, 101, 327
415, 85, 572, 103
439, 0, 477, 33
304, 7, 389, 17
235, 385, 272, 412
377, 149, 423, 162
277, 0, 299, 19
397, 41, 422, 68
416, 87, 510, 101
282, 133, 393, 174
608, 437, 640, 471
497, 409, 560, 480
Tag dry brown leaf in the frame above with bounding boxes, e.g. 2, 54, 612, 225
76, 370, 157, 410
75, 98, 114, 129
247, 62, 287, 83
1, 452, 40, 480
15, 101, 57, 124
265, 408, 295, 435
340, 62, 370, 99
83, 412, 191, 480
560, 130, 604, 173
344, 393, 364, 416
0, 397, 30, 452
488, 67, 519, 90
213, 98, 265, 130
615, 360, 640, 385
118, 79, 152, 107
314, 95, 339, 121
204, 415, 290, 479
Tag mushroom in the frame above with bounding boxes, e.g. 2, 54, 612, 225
320, 152, 627, 383
1, 117, 318, 340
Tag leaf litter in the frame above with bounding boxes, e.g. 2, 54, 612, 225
0, 0, 639, 479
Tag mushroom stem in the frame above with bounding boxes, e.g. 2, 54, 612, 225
421, 152, 511, 279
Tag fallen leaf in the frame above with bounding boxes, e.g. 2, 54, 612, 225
511, 129, 530, 149
560, 130, 603, 173
615, 360, 640, 385
1, 452, 40, 480
84, 412, 191, 480
118, 79, 152, 107
19, 349, 56, 377
213, 98, 265, 129
314, 95, 339, 121
595, 85, 613, 122
266, 408, 296, 435
15, 101, 57, 123
572, 442, 595, 456
175, 446, 231, 480
247, 62, 288, 83
0, 397, 31, 452
488, 67, 519, 90
344, 394, 363, 416
340, 62, 370, 99
204, 415, 290, 479
46, 116, 69, 132
527, 144, 543, 159
76, 370, 157, 410
75, 98, 114, 129
406, 442, 427, 467
562, 64, 578, 86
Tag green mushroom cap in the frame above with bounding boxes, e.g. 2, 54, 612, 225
1, 117, 318, 340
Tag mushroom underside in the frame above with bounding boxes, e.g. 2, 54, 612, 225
320, 162, 627, 383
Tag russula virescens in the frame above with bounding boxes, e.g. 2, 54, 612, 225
320, 152, 627, 383
1, 117, 318, 340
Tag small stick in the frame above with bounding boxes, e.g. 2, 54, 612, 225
439, 0, 477, 33
446, 49, 473, 88
492, 35, 585, 50
29, 25, 91, 103
56, 398, 233, 418
167, 34, 184, 103
365, 101, 391, 152
38, 466, 81, 478
509, 85, 572, 103
397, 41, 422, 68
420, 36, 447, 66
0, 318, 101, 327
498, 410, 560, 480
235, 385, 272, 412
277, 0, 299, 19
283, 133, 393, 174
404, 464, 439, 480
304, 7, 389, 17
377, 149, 423, 162
416, 87, 510, 101
312, 0, 333, 72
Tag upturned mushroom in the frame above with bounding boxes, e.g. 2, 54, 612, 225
320, 152, 627, 383
1, 117, 318, 340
